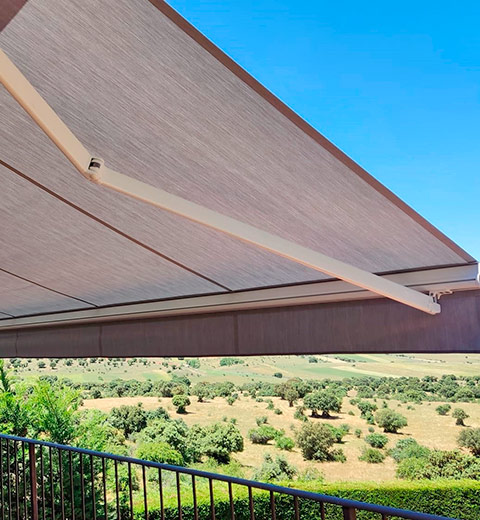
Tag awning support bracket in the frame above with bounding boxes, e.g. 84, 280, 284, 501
429, 290, 453, 303
0, 48, 441, 315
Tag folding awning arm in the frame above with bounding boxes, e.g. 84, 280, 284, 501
0, 48, 441, 314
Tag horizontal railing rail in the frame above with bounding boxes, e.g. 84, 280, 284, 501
0, 433, 459, 520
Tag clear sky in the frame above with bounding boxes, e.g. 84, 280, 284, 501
169, 0, 479, 260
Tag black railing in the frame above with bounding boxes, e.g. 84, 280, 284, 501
0, 433, 458, 520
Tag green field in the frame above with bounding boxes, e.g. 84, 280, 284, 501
12, 353, 480, 384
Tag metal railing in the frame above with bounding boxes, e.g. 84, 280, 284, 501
0, 433, 458, 520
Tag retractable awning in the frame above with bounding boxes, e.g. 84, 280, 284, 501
1, 0, 478, 357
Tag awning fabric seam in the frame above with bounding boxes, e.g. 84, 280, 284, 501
0, 158, 232, 293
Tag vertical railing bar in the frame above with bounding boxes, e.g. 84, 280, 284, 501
176, 472, 182, 520
89, 455, 96, 520
80, 453, 86, 520
209, 479, 215, 520
293, 495, 299, 520
128, 463, 134, 520
0, 438, 4, 520
114, 461, 120, 520
102, 458, 107, 520
39, 447, 45, 520
14, 441, 19, 520
191, 476, 198, 520
158, 469, 164, 520
142, 465, 148, 520
342, 506, 357, 520
248, 486, 254, 520
48, 447, 55, 520
228, 482, 235, 520
69, 451, 75, 520
59, 449, 65, 520
21, 442, 27, 520
29, 444, 38, 520
7, 440, 12, 520
270, 491, 276, 520
320, 502, 326, 520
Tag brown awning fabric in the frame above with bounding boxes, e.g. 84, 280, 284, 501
1, 291, 479, 358
0, 0, 478, 356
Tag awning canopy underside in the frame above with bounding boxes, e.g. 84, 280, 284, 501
0, 0, 478, 355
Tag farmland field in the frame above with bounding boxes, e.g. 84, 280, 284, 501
13, 353, 480, 384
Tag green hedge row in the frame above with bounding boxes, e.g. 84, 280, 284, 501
133, 480, 480, 520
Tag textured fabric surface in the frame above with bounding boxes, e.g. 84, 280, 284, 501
3, 291, 479, 357
0, 163, 219, 315
0, 0, 471, 318
0, 269, 89, 316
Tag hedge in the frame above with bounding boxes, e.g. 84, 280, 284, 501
132, 480, 480, 520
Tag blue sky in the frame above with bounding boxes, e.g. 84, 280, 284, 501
169, 0, 479, 260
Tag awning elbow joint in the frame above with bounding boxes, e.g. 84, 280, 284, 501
82, 157, 105, 184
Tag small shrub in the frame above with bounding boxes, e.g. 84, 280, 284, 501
325, 424, 348, 443
253, 454, 297, 482
136, 441, 184, 466
436, 404, 451, 416
294, 406, 307, 422
297, 467, 324, 482
274, 408, 283, 415
248, 425, 278, 444
359, 447, 385, 463
354, 429, 362, 438
276, 436, 295, 451
256, 416, 268, 426
365, 433, 389, 449
389, 438, 430, 463
331, 449, 347, 462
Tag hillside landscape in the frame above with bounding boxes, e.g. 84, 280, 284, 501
2, 354, 480, 518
